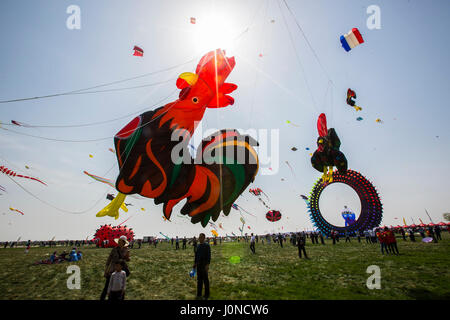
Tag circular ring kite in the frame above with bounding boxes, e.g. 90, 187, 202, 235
307, 169, 382, 236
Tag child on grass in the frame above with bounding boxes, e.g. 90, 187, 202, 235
107, 262, 127, 300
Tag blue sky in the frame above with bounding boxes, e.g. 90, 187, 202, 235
0, 0, 449, 240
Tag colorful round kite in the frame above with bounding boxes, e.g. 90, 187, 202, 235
266, 210, 281, 222
307, 169, 382, 236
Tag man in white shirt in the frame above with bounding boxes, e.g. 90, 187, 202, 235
250, 233, 256, 254
108, 262, 127, 300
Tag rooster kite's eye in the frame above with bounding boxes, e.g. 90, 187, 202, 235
192, 97, 199, 104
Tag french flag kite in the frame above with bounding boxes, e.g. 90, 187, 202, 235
340, 28, 364, 52
133, 46, 144, 57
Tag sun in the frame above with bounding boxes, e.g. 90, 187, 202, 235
193, 13, 238, 54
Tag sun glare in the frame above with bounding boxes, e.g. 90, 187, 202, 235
193, 14, 237, 54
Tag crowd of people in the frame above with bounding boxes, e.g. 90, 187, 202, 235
33, 248, 82, 265
2, 223, 447, 300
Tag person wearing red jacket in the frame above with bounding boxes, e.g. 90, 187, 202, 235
384, 227, 399, 255
376, 229, 389, 255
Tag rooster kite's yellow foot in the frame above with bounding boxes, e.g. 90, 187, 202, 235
353, 105, 362, 111
96, 192, 127, 220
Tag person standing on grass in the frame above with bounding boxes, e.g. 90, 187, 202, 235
345, 231, 351, 243
426, 227, 438, 243
376, 229, 389, 255
400, 228, 406, 241
192, 236, 198, 254
193, 233, 210, 300
250, 233, 256, 254
331, 230, 336, 245
278, 233, 284, 248
409, 229, 416, 242
434, 226, 442, 240
100, 236, 130, 300
297, 233, 308, 259
419, 227, 425, 239
182, 237, 187, 250
384, 227, 399, 255
107, 262, 127, 300
175, 236, 180, 250
319, 232, 325, 245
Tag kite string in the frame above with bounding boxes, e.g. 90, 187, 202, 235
281, 0, 333, 85
0, 57, 198, 104
4, 173, 108, 214
276, 0, 318, 111
0, 89, 179, 142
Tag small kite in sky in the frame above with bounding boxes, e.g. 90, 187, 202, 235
346, 88, 362, 111
376, 118, 383, 124
11, 120, 32, 127
190, 17, 196, 24
83, 171, 115, 189
1, 166, 46, 185
286, 120, 300, 127
356, 117, 363, 121
291, 147, 298, 151
340, 28, 364, 52
9, 207, 24, 215
266, 210, 282, 222
133, 46, 144, 57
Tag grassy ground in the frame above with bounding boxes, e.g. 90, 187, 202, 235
0, 234, 449, 300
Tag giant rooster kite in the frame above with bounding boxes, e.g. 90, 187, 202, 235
97, 49, 259, 226
310, 113, 347, 183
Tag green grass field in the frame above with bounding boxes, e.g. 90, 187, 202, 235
1, 234, 449, 300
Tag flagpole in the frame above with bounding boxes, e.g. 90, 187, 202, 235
425, 209, 434, 224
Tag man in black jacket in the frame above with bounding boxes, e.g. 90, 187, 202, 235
297, 233, 308, 259
193, 233, 210, 300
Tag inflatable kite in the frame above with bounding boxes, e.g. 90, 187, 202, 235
211, 230, 218, 237
307, 169, 382, 236
376, 118, 383, 123
105, 193, 128, 216
356, 117, 363, 121
341, 206, 356, 227
97, 49, 259, 227
346, 88, 362, 111
93, 224, 134, 248
1, 166, 46, 185
133, 46, 144, 57
266, 210, 281, 222
340, 28, 364, 52
310, 113, 347, 183
9, 207, 24, 215
190, 17, 196, 24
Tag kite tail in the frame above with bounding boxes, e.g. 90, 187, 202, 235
0, 166, 46, 185
161, 130, 259, 227
16, 174, 47, 186
96, 192, 127, 220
